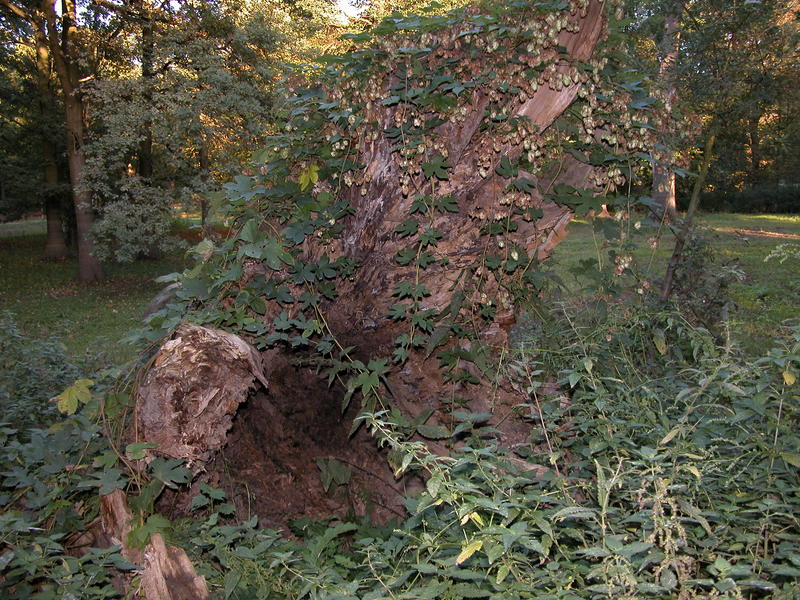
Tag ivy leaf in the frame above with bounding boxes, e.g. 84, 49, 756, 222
396, 248, 416, 265
388, 304, 408, 320
128, 514, 171, 549
298, 164, 319, 191
282, 221, 315, 245
78, 468, 127, 495
238, 218, 262, 243
410, 195, 430, 214
125, 442, 157, 460
394, 219, 419, 238
263, 238, 293, 270
436, 195, 459, 213
393, 282, 431, 300
495, 156, 518, 178
419, 228, 442, 248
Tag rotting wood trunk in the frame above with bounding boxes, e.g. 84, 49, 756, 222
100, 489, 210, 600
131, 1, 617, 531
281, 0, 607, 446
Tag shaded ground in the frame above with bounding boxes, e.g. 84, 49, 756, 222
0, 228, 187, 366
157, 352, 411, 530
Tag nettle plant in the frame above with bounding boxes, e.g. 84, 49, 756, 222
150, 0, 660, 425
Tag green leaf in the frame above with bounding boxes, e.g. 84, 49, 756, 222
125, 442, 156, 460
238, 218, 262, 243
653, 328, 667, 355
394, 219, 419, 237
79, 468, 127, 495
780, 452, 800, 467
148, 458, 192, 489
298, 164, 319, 191
495, 156, 518, 178
53, 378, 94, 415
416, 424, 451, 439
421, 156, 451, 179
552, 506, 597, 521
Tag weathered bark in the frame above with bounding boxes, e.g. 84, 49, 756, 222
651, 2, 682, 223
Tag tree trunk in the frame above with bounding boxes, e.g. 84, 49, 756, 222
198, 137, 210, 229
748, 113, 762, 184
133, 0, 625, 526
35, 26, 68, 260
138, 0, 155, 180
46, 0, 102, 280
651, 2, 682, 223
661, 123, 719, 300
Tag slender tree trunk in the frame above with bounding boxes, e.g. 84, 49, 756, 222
198, 137, 210, 229
138, 0, 155, 180
652, 2, 682, 223
748, 113, 762, 184
46, 0, 102, 280
64, 99, 102, 280
35, 26, 68, 260
661, 123, 719, 300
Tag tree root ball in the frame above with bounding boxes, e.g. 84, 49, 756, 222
134, 324, 408, 527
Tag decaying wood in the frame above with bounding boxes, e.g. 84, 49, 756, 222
134, 323, 268, 469
128, 0, 612, 537
99, 489, 210, 600
140, 533, 210, 600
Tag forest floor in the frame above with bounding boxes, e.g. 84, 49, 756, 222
1, 212, 798, 367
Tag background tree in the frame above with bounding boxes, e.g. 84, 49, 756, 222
0, 0, 113, 280
84, 0, 342, 262
0, 6, 69, 258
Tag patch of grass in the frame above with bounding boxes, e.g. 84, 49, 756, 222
548, 212, 800, 353
0, 232, 187, 367
0, 217, 46, 237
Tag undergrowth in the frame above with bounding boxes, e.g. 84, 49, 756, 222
2, 299, 799, 599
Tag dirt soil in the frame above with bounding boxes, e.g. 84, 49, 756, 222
160, 351, 411, 530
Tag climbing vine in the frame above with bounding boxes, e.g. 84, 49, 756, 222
146, 0, 661, 456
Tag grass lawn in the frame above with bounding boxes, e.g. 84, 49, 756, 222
0, 223, 187, 367
1, 213, 797, 367
549, 212, 800, 352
